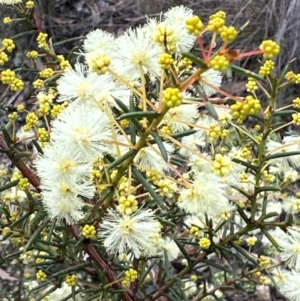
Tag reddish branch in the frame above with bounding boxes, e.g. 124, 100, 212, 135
68, 224, 135, 301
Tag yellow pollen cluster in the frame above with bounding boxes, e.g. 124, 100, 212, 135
26, 1, 35, 9
220, 210, 231, 220
157, 179, 176, 197
37, 127, 50, 142
160, 125, 173, 137
60, 59, 71, 70
153, 23, 176, 51
25, 112, 39, 129
37, 32, 48, 48
220, 129, 229, 139
262, 170, 275, 182
36, 252, 47, 264
292, 112, 300, 125
110, 169, 118, 181
18, 177, 30, 191
0, 168, 8, 176
199, 237, 211, 249
10, 212, 19, 221
210, 54, 229, 71
38, 103, 50, 116
39, 68, 54, 79
1, 69, 15, 84
119, 119, 129, 129
8, 110, 17, 120
51, 103, 67, 118
259, 60, 274, 76
118, 176, 132, 193
292, 74, 300, 83
91, 169, 101, 179
2, 38, 15, 52
254, 124, 261, 131
208, 11, 226, 33
2, 227, 10, 236
259, 276, 270, 285
240, 147, 251, 160
246, 236, 257, 246
82, 224, 97, 239
87, 53, 111, 75
231, 96, 261, 124
65, 274, 77, 286
10, 77, 24, 92
293, 97, 300, 108
178, 57, 192, 71
285, 71, 300, 84
190, 275, 197, 282
293, 199, 300, 213
189, 226, 200, 237
0, 52, 8, 65
259, 40, 280, 59
3, 194, 12, 202
210, 10, 226, 19
185, 15, 204, 36
118, 195, 138, 215
33, 79, 44, 89
146, 171, 162, 185
122, 268, 138, 287
159, 53, 174, 69
208, 123, 222, 140
211, 154, 231, 176
27, 50, 39, 59
220, 26, 237, 42
38, 92, 53, 105
258, 255, 270, 268
245, 77, 258, 93
37, 93, 53, 115
20, 250, 35, 264
57, 55, 71, 70
3, 17, 12, 24
11, 171, 22, 181
220, 147, 228, 154
36, 270, 47, 281
255, 134, 262, 143
48, 88, 57, 98
163, 87, 183, 108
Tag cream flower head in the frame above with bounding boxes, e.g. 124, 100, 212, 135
98, 208, 162, 258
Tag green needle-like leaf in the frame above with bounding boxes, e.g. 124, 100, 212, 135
119, 111, 159, 120
132, 167, 166, 209
182, 52, 207, 69
107, 149, 136, 171
231, 158, 257, 171
2, 127, 13, 146
0, 179, 19, 192
151, 131, 168, 161
273, 109, 295, 116
24, 217, 50, 253
263, 151, 300, 162
256, 186, 280, 193
231, 64, 264, 81
51, 262, 91, 278
231, 243, 258, 265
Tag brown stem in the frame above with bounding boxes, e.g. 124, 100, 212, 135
69, 225, 134, 301
33, 6, 46, 32
0, 135, 41, 191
